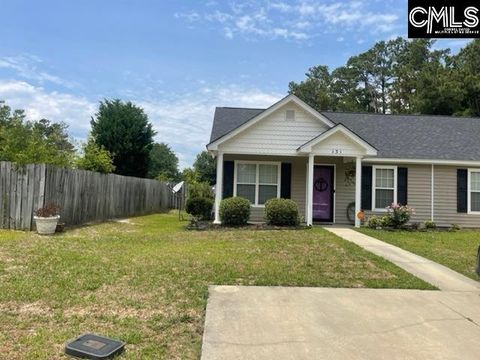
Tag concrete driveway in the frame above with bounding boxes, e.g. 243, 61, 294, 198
201, 286, 480, 360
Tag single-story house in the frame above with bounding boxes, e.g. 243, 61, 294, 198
206, 94, 480, 228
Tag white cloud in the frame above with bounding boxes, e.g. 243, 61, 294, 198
0, 55, 76, 88
0, 80, 95, 137
175, 0, 401, 41
0, 79, 282, 169
139, 85, 282, 168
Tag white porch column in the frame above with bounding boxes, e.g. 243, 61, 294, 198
306, 154, 314, 226
355, 156, 363, 228
214, 152, 224, 224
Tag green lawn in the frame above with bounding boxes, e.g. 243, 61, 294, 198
0, 213, 433, 359
359, 228, 480, 281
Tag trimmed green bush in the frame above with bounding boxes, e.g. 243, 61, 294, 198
424, 220, 437, 229
185, 197, 214, 220
219, 197, 251, 226
264, 198, 300, 226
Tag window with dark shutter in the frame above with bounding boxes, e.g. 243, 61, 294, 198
281, 163, 292, 199
397, 168, 408, 205
361, 166, 372, 210
457, 169, 467, 213
222, 161, 234, 199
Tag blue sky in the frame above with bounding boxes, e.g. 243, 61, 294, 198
0, 0, 470, 168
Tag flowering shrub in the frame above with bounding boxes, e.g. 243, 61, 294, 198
385, 203, 415, 228
365, 215, 383, 229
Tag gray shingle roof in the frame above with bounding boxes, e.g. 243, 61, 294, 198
209, 107, 480, 161
323, 112, 480, 160
210, 107, 264, 143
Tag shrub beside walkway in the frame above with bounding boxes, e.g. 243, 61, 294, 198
324, 227, 480, 292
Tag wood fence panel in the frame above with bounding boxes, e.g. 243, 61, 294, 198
0, 162, 174, 230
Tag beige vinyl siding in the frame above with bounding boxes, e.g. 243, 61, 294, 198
223, 155, 358, 225
362, 163, 480, 227
249, 207, 264, 223
434, 165, 480, 228
334, 159, 355, 225
219, 103, 329, 156
224, 154, 307, 223
363, 163, 432, 223
222, 155, 480, 227
407, 164, 432, 223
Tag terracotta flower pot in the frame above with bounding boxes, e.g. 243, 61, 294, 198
34, 215, 60, 235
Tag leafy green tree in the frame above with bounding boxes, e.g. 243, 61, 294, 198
330, 66, 365, 112
288, 65, 333, 110
147, 142, 179, 181
390, 39, 431, 113
193, 151, 216, 185
291, 37, 479, 117
181, 167, 199, 184
91, 99, 155, 177
0, 101, 75, 166
452, 39, 480, 116
76, 137, 115, 173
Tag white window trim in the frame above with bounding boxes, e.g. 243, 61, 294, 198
372, 165, 398, 212
467, 168, 480, 214
233, 160, 281, 207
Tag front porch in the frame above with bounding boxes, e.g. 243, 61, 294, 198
212, 154, 364, 227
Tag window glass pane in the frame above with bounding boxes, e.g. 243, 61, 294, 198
471, 192, 480, 212
237, 184, 255, 203
237, 164, 256, 183
376, 168, 394, 188
471, 172, 480, 191
259, 164, 278, 184
375, 189, 394, 209
259, 185, 277, 205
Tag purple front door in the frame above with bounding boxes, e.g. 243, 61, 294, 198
313, 166, 334, 222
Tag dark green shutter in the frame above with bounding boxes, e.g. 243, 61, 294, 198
222, 161, 234, 199
457, 169, 468, 213
397, 167, 408, 205
361, 166, 372, 210
280, 163, 292, 199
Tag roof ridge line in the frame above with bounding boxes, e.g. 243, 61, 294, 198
321, 111, 480, 120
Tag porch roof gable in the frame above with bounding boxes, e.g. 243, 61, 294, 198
297, 123, 378, 156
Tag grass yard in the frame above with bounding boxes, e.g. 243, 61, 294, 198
0, 212, 433, 359
359, 228, 480, 281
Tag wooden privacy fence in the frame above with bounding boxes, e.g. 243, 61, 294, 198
0, 161, 176, 231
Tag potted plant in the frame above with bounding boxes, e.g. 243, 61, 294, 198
34, 204, 60, 235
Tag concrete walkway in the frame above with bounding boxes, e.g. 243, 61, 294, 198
324, 227, 480, 292
202, 286, 480, 360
